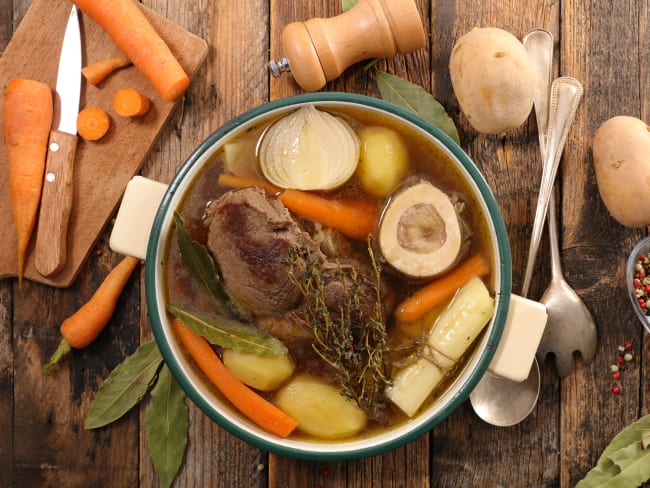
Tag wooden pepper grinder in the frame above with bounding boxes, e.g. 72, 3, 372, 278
270, 0, 427, 92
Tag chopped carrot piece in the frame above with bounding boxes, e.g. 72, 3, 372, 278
82, 56, 131, 85
77, 107, 111, 141
394, 253, 491, 323
113, 87, 151, 117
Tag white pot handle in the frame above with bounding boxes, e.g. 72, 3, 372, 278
109, 176, 168, 260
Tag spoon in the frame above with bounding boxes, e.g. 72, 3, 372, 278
469, 36, 583, 426
522, 30, 597, 378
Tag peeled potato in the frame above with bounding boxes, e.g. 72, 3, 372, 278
222, 349, 294, 391
357, 126, 409, 197
273, 375, 368, 439
593, 115, 650, 227
449, 27, 535, 134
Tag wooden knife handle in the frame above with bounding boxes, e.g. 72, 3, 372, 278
34, 130, 78, 277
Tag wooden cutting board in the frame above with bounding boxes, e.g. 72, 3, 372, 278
0, 0, 208, 287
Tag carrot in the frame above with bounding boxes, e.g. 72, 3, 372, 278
61, 256, 140, 347
43, 256, 140, 374
72, 0, 189, 102
2, 79, 53, 288
171, 318, 298, 438
113, 87, 151, 117
216, 173, 379, 239
81, 56, 132, 85
278, 189, 380, 240
77, 107, 111, 141
394, 253, 491, 323
217, 173, 281, 196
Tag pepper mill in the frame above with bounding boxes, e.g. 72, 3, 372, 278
270, 0, 427, 92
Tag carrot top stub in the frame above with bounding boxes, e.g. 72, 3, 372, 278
72, 0, 190, 101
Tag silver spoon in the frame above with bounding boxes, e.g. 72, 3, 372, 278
522, 30, 597, 378
470, 37, 582, 426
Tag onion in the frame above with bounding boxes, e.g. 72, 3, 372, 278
258, 105, 360, 191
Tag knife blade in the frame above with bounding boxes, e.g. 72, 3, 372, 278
34, 5, 82, 277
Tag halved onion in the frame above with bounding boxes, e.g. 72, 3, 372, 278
258, 105, 360, 191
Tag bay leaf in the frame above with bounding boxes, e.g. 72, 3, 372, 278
342, 0, 357, 12
167, 305, 288, 357
84, 340, 163, 429
146, 365, 188, 488
576, 414, 650, 487
375, 70, 460, 144
174, 212, 230, 316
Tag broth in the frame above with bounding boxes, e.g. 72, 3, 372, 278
163, 103, 495, 441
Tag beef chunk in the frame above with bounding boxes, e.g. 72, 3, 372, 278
205, 186, 324, 315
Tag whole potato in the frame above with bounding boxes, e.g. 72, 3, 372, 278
449, 27, 535, 134
593, 115, 650, 227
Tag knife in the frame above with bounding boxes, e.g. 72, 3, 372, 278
34, 5, 82, 277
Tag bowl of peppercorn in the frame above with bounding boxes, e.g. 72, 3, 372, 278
626, 236, 650, 334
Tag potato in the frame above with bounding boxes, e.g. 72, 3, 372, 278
273, 375, 368, 439
222, 349, 294, 391
449, 27, 535, 134
593, 115, 650, 227
357, 126, 409, 197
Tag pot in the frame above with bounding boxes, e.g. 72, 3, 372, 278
110, 93, 540, 460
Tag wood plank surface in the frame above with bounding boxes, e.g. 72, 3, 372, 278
1, 0, 649, 487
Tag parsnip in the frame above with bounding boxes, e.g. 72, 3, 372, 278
222, 349, 294, 391
386, 276, 494, 417
274, 375, 368, 439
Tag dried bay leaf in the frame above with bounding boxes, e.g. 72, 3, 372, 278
576, 414, 650, 487
84, 340, 163, 429
146, 365, 188, 488
167, 305, 288, 357
375, 71, 460, 144
342, 0, 357, 12
174, 212, 230, 316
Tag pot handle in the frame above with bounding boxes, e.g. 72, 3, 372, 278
488, 295, 547, 382
109, 176, 168, 260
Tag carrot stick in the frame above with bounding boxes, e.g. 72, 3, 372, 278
171, 318, 298, 438
113, 87, 151, 117
81, 56, 131, 85
394, 253, 490, 323
72, 0, 190, 101
77, 107, 111, 141
278, 189, 380, 240
217, 173, 281, 196
2, 79, 53, 288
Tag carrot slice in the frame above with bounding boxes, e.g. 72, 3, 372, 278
394, 253, 491, 323
77, 107, 111, 141
278, 189, 380, 241
72, 0, 189, 101
2, 79, 53, 287
81, 56, 131, 85
171, 318, 298, 438
113, 87, 151, 117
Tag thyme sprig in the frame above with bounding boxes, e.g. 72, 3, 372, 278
285, 243, 391, 422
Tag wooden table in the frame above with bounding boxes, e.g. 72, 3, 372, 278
1, 0, 648, 486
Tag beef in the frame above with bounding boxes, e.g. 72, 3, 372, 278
205, 186, 324, 315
